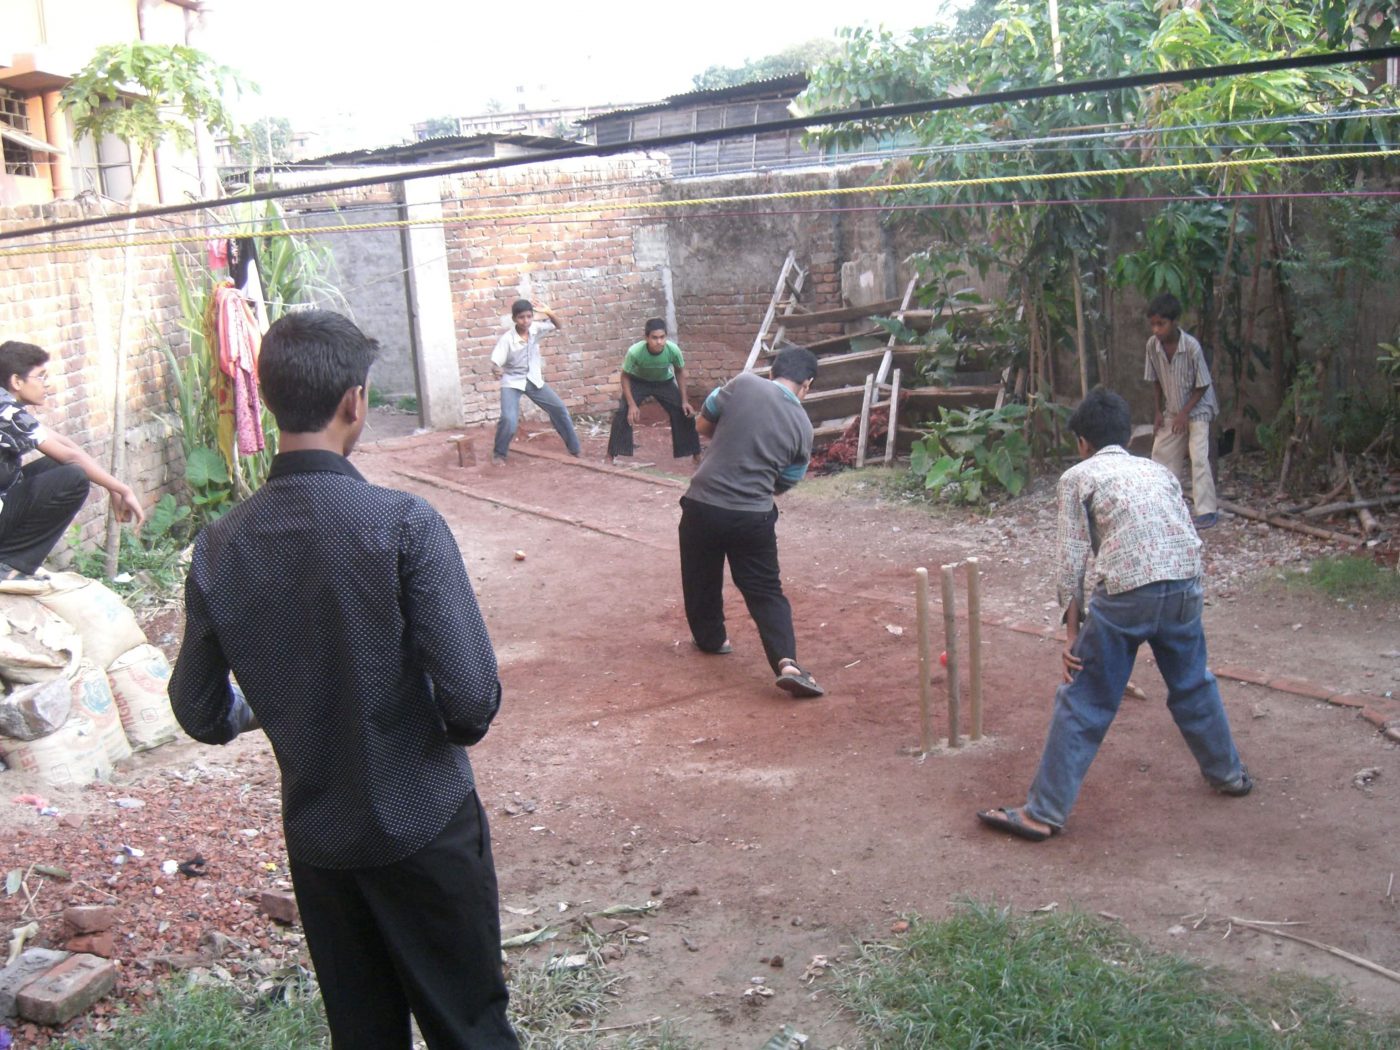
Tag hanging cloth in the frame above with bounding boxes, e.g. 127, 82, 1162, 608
209, 279, 265, 470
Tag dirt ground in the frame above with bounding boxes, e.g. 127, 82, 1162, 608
3, 416, 1399, 1048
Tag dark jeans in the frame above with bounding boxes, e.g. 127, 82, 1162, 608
1024, 578, 1245, 828
288, 793, 520, 1050
0, 457, 90, 574
606, 377, 700, 459
678, 496, 795, 674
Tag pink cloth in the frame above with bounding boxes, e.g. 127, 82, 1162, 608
212, 281, 265, 456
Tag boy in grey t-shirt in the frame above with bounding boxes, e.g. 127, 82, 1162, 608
679, 347, 823, 698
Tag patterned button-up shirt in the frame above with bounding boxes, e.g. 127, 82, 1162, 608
0, 390, 48, 501
1144, 329, 1217, 422
1056, 445, 1202, 615
170, 450, 502, 869
491, 319, 555, 391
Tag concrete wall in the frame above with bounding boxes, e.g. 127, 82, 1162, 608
288, 204, 418, 399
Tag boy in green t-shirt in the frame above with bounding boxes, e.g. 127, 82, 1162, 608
606, 318, 702, 465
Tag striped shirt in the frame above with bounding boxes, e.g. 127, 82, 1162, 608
1144, 329, 1217, 422
1056, 446, 1202, 615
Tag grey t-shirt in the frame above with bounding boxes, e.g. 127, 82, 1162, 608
684, 372, 813, 513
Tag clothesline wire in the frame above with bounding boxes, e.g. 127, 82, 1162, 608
15, 105, 1397, 255
3, 42, 1397, 243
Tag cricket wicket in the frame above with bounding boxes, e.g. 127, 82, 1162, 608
916, 558, 983, 751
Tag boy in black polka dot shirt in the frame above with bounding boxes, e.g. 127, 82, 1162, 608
171, 311, 519, 1049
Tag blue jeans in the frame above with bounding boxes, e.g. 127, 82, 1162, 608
493, 382, 580, 459
1024, 577, 1244, 829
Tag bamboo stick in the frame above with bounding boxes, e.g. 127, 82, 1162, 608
1217, 499, 1362, 546
883, 368, 902, 466
966, 557, 983, 740
856, 373, 875, 468
941, 564, 961, 748
1228, 918, 1400, 985
916, 568, 933, 754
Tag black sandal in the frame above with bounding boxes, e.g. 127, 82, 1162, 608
776, 662, 824, 698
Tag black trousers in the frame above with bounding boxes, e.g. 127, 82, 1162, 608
288, 793, 520, 1050
0, 458, 90, 574
678, 496, 796, 674
607, 377, 701, 458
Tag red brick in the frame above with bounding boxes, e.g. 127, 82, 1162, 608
1212, 665, 1271, 687
1265, 676, 1333, 701
1385, 727, 1400, 744
64, 905, 116, 935
65, 931, 116, 957
1326, 692, 1370, 709
1360, 708, 1394, 730
260, 890, 300, 924
15, 954, 117, 1025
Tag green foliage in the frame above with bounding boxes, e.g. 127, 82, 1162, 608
417, 114, 460, 138
837, 903, 1400, 1048
229, 116, 294, 168
1284, 555, 1400, 602
909, 403, 1063, 504
68, 494, 190, 606
60, 43, 245, 158
691, 38, 838, 90
59, 975, 327, 1049
395, 395, 420, 414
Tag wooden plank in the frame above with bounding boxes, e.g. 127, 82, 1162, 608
776, 297, 904, 327
883, 368, 902, 466
856, 374, 875, 468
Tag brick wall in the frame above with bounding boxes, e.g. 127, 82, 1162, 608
0, 200, 193, 551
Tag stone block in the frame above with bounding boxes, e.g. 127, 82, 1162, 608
0, 948, 70, 1020
260, 889, 300, 924
15, 953, 116, 1026
64, 905, 117, 935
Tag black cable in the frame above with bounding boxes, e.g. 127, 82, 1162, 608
3, 44, 1397, 243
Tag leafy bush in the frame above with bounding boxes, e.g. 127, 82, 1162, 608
910, 403, 1037, 504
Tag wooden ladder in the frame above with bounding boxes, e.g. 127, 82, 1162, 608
744, 249, 807, 372
856, 276, 918, 467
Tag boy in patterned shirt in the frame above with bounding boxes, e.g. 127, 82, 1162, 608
977, 388, 1250, 842
0, 340, 145, 583
1144, 293, 1219, 529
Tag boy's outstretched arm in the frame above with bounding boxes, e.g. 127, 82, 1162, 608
36, 431, 145, 526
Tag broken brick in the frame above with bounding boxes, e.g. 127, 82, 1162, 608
15, 953, 116, 1026
63, 905, 116, 935
65, 931, 116, 958
260, 890, 300, 924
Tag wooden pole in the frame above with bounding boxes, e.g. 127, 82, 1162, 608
856, 373, 875, 468
915, 567, 933, 753
1070, 255, 1089, 399
941, 564, 961, 748
966, 557, 983, 740
1217, 499, 1362, 546
883, 368, 902, 466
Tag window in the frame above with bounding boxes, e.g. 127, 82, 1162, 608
0, 90, 37, 177
67, 108, 135, 201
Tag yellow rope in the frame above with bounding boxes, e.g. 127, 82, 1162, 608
2, 147, 1395, 260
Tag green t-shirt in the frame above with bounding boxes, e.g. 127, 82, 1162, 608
621, 340, 684, 383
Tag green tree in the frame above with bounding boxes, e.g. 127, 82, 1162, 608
691, 39, 838, 90
61, 42, 244, 575
231, 115, 294, 166
417, 114, 460, 138
801, 1, 1392, 455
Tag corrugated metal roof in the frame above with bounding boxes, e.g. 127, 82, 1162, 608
290, 133, 576, 168
575, 73, 809, 125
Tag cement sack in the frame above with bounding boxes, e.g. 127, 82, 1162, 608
0, 594, 81, 685
0, 675, 72, 740
106, 644, 179, 751
72, 661, 133, 764
38, 572, 147, 670
0, 711, 112, 786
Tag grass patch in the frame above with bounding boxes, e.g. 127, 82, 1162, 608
837, 904, 1399, 1049
396, 395, 420, 414
367, 387, 392, 408
60, 976, 327, 1049
1283, 555, 1400, 602
59, 954, 694, 1050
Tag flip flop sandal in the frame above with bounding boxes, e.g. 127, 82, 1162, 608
692, 639, 733, 655
776, 663, 824, 698
976, 807, 1057, 842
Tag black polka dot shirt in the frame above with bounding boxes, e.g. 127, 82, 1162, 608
170, 449, 502, 869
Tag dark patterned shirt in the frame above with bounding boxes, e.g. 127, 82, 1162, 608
169, 450, 503, 868
0, 390, 48, 499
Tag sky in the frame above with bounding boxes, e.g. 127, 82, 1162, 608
202, 0, 964, 150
